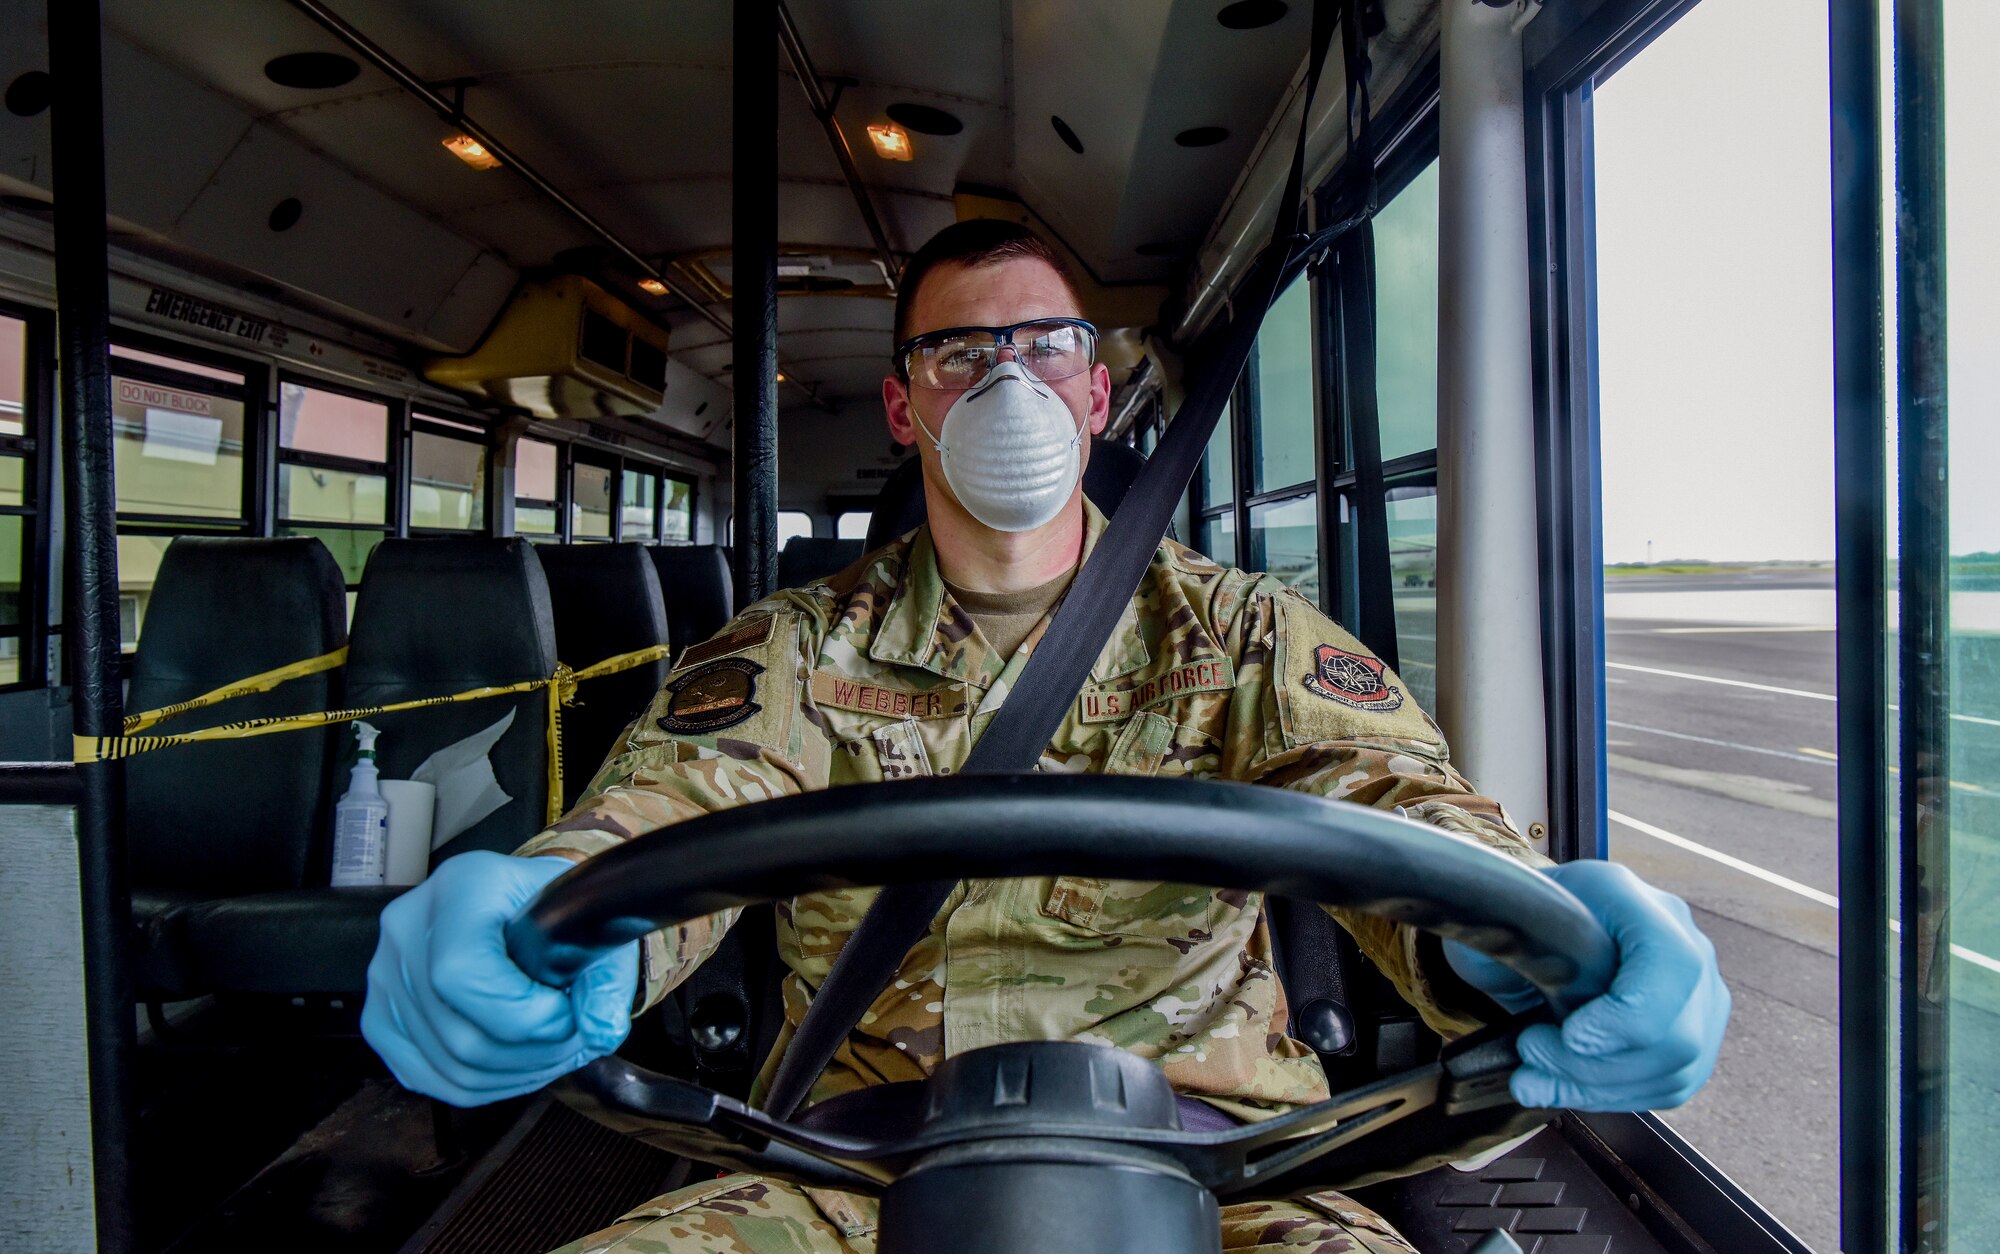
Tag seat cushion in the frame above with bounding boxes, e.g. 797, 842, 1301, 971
131, 888, 208, 1002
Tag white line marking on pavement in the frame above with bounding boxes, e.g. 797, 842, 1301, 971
1651, 626, 1836, 634
1609, 809, 1839, 907
1606, 720, 1832, 765
1606, 662, 1833, 701
1608, 809, 2000, 974
1606, 661, 2000, 728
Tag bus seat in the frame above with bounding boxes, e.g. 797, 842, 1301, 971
648, 544, 734, 653
534, 543, 671, 812
777, 537, 864, 588
344, 537, 560, 861
169, 538, 562, 999
861, 438, 1152, 553
125, 537, 347, 1001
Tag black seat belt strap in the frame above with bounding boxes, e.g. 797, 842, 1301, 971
763, 0, 1349, 1121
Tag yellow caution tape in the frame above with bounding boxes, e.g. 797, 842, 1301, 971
122, 646, 351, 734
77, 642, 674, 826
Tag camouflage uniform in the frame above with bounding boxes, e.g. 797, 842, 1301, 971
520, 502, 1548, 1253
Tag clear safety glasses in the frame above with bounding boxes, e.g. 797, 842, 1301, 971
894, 318, 1099, 390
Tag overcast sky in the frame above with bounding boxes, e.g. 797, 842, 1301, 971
1591, 0, 1994, 564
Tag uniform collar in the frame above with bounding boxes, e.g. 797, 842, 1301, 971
870, 498, 1151, 687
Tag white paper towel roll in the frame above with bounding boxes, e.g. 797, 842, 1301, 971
380, 779, 437, 887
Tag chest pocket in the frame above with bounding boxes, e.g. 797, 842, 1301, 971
1043, 876, 1223, 940
782, 886, 879, 962
1042, 713, 1229, 940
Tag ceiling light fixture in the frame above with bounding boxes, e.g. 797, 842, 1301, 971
637, 277, 669, 296
775, 371, 788, 383
866, 123, 914, 162
443, 134, 502, 170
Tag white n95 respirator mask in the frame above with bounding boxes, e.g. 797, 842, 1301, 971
912, 360, 1087, 533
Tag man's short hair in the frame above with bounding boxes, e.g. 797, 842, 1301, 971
893, 219, 1083, 345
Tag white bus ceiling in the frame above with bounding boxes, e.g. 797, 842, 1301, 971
1, 0, 1441, 423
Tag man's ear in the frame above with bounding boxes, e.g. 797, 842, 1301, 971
1086, 362, 1112, 436
884, 375, 919, 446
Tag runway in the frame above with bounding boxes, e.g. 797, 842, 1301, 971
1590, 571, 2000, 1252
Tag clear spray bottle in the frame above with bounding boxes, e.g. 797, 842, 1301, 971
330, 721, 390, 887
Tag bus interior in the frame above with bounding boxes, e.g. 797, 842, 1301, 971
0, 0, 1975, 1251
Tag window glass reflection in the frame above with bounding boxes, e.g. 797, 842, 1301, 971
1249, 494, 1318, 603
1374, 162, 1440, 464
1255, 278, 1317, 491
1385, 485, 1438, 711
411, 432, 486, 531
112, 375, 245, 519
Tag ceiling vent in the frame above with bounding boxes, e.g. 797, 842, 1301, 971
424, 275, 670, 419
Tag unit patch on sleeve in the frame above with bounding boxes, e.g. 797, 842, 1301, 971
809, 671, 968, 720
1303, 643, 1404, 712
657, 657, 764, 734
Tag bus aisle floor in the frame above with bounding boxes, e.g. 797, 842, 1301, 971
132, 995, 521, 1252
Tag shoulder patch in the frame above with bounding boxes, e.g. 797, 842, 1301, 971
674, 616, 775, 672
1269, 591, 1440, 749
1303, 644, 1404, 712
657, 657, 763, 734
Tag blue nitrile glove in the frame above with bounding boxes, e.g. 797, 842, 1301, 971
1442, 859, 1730, 1112
361, 851, 639, 1107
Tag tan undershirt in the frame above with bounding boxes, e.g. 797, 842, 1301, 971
942, 566, 1076, 659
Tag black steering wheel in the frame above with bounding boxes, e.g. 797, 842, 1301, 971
504, 774, 1615, 1254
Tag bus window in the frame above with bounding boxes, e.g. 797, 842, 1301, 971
515, 438, 560, 537
1247, 494, 1317, 601
662, 475, 693, 543
0, 314, 25, 686
1195, 397, 1236, 565
621, 469, 659, 542
1372, 162, 1440, 463
410, 420, 487, 532
1385, 484, 1437, 711
1591, 4, 1840, 1246
1940, 2, 2000, 1242
836, 510, 870, 540
276, 382, 390, 585
110, 345, 252, 647
570, 460, 615, 540
777, 511, 813, 548
1252, 278, 1316, 494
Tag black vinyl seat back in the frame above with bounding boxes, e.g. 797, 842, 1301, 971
345, 538, 559, 862
126, 536, 347, 898
862, 438, 1152, 553
535, 543, 672, 812
777, 537, 864, 589
648, 544, 734, 656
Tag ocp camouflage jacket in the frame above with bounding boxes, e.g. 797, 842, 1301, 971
518, 502, 1548, 1120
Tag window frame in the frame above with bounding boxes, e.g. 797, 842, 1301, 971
107, 334, 265, 532
0, 300, 53, 692
272, 372, 400, 582
408, 411, 495, 536
567, 449, 620, 543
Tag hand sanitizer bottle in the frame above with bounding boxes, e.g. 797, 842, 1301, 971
330, 721, 390, 887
